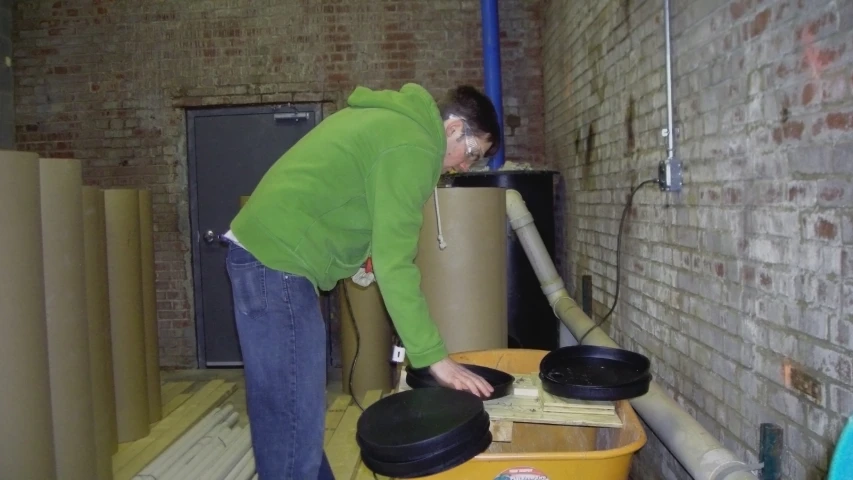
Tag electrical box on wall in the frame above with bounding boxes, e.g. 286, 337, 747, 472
658, 158, 683, 192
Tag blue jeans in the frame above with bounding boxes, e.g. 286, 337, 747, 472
226, 243, 335, 480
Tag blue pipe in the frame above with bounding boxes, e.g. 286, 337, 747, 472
481, 0, 505, 170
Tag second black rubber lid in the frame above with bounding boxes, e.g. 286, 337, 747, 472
356, 388, 485, 460
539, 345, 652, 401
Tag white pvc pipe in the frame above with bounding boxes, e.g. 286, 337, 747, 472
179, 426, 241, 479
222, 448, 253, 480
233, 456, 256, 480
137, 405, 235, 478
196, 427, 244, 478
505, 189, 759, 480
161, 419, 238, 480
166, 411, 240, 476
205, 428, 252, 480
160, 430, 226, 480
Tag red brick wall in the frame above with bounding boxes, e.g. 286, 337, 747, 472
544, 0, 852, 478
12, 0, 545, 367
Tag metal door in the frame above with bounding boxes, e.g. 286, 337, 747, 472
188, 104, 320, 367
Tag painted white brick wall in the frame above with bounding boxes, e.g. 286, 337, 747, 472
544, 0, 852, 477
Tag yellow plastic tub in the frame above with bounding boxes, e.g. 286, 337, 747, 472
415, 349, 647, 480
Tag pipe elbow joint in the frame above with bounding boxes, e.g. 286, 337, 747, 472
505, 189, 534, 228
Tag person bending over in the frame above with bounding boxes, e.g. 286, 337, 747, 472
223, 83, 501, 479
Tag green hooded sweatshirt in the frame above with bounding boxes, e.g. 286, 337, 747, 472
230, 83, 448, 368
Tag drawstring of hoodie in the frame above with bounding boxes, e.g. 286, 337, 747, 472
434, 187, 447, 250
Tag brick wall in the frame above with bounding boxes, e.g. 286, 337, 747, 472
544, 0, 851, 478
0, 0, 11, 147
12, 0, 545, 368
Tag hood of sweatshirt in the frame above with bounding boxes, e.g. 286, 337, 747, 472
346, 83, 447, 153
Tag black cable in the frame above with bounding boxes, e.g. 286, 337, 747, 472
341, 282, 365, 411
577, 178, 659, 345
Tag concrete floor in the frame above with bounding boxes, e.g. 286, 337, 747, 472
161, 368, 345, 428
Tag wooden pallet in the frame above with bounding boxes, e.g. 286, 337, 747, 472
111, 379, 238, 480
397, 371, 623, 429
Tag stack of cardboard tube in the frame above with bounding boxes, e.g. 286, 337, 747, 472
0, 150, 162, 480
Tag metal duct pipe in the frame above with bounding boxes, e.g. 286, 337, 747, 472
505, 189, 759, 480
480, 0, 505, 170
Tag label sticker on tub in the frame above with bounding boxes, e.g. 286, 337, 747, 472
494, 467, 550, 480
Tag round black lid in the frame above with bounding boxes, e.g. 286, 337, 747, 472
361, 427, 493, 478
358, 410, 490, 462
356, 388, 485, 457
539, 345, 652, 401
405, 364, 515, 400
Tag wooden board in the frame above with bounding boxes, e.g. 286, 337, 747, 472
160, 381, 192, 406
483, 395, 622, 428
540, 390, 616, 415
489, 420, 514, 442
511, 373, 540, 398
112, 380, 237, 480
324, 395, 353, 446
325, 391, 383, 480
162, 393, 192, 417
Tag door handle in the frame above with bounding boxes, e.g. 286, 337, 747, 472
202, 230, 224, 245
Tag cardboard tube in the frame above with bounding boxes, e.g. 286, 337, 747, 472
39, 158, 98, 479
139, 189, 162, 423
339, 279, 393, 400
105, 189, 150, 441
0, 150, 57, 480
82, 186, 119, 476
416, 187, 508, 354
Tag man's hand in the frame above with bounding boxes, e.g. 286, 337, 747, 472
428, 357, 494, 398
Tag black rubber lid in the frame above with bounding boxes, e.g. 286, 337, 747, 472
539, 345, 652, 401
358, 410, 490, 462
356, 388, 486, 462
361, 427, 493, 478
405, 364, 515, 400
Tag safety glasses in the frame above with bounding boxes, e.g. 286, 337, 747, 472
450, 114, 487, 169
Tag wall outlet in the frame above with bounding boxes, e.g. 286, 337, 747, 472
658, 158, 683, 192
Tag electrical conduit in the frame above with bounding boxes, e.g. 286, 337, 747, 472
480, 0, 505, 170
505, 189, 759, 480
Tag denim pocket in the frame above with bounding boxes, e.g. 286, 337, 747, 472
228, 262, 268, 317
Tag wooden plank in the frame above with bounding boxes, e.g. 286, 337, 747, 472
162, 393, 192, 417
351, 391, 387, 480
540, 391, 615, 415
354, 466, 389, 480
489, 420, 513, 442
324, 395, 353, 446
112, 380, 225, 470
511, 373, 540, 398
484, 395, 622, 428
325, 390, 382, 480
112, 380, 237, 480
160, 381, 192, 406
